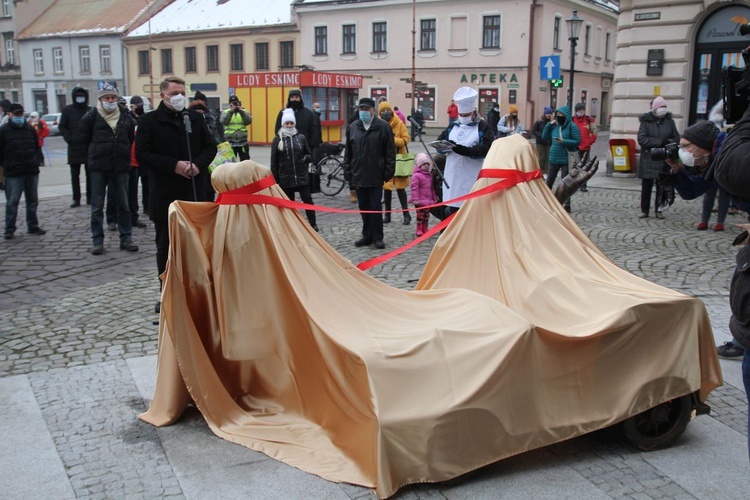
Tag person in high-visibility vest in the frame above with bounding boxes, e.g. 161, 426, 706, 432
220, 95, 252, 161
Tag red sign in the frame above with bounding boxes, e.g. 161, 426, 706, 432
230, 71, 362, 89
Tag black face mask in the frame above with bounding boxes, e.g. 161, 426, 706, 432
380, 112, 393, 121
289, 100, 302, 110
556, 115, 566, 125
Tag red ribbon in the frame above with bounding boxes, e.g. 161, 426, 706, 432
214, 169, 542, 270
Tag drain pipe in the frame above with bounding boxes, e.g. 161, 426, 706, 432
526, 0, 538, 128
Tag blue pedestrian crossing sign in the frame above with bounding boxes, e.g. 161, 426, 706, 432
540, 55, 560, 81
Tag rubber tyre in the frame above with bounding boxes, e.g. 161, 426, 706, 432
317, 157, 345, 196
622, 395, 693, 451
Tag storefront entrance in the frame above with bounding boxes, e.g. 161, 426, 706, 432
689, 4, 750, 125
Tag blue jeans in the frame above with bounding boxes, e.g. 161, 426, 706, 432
4, 174, 39, 234
90, 171, 131, 245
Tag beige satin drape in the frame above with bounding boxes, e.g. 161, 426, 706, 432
141, 137, 721, 498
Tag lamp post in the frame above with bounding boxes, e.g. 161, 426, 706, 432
565, 10, 583, 109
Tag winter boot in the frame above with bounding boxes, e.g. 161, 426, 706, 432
416, 224, 424, 237
397, 189, 411, 224
383, 189, 392, 223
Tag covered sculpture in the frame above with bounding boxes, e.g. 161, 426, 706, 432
141, 160, 541, 498
141, 135, 721, 498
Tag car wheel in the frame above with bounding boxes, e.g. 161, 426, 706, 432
622, 395, 693, 451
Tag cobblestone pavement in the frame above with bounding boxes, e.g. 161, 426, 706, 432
1, 134, 749, 499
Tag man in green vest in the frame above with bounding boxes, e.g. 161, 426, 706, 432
220, 95, 252, 161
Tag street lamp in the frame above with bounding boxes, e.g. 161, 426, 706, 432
565, 10, 583, 109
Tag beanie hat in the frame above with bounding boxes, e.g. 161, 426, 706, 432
651, 96, 667, 110
574, 103, 585, 112
682, 120, 719, 152
288, 88, 302, 98
98, 83, 118, 99
509, 105, 518, 113
415, 152, 432, 169
543, 106, 553, 114
194, 90, 207, 103
29, 111, 39, 119
8, 103, 23, 115
229, 94, 240, 105
281, 108, 296, 125
358, 97, 376, 109
129, 95, 144, 106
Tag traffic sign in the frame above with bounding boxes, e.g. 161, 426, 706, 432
540, 55, 560, 81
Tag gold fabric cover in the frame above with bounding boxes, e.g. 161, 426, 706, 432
141, 141, 721, 498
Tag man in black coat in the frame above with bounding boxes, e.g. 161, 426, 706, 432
135, 76, 217, 312
486, 101, 501, 137
1, 103, 45, 239
274, 89, 322, 154
80, 84, 137, 255
59, 87, 92, 207
343, 97, 396, 249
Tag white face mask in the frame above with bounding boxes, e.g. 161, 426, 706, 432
678, 147, 709, 169
168, 94, 186, 112
102, 101, 118, 112
654, 107, 667, 118
458, 115, 472, 125
576, 111, 584, 117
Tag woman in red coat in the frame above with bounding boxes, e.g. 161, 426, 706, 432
29, 112, 49, 166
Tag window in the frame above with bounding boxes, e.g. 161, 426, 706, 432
553, 16, 561, 51
280, 40, 294, 68
100, 45, 111, 73
229, 44, 243, 71
53, 47, 63, 73
161, 48, 172, 74
342, 24, 356, 54
420, 19, 436, 51
372, 22, 387, 53
482, 15, 500, 49
33, 48, 43, 73
10, 89, 17, 103
584, 25, 591, 56
5, 36, 14, 66
80, 46, 90, 73
207, 45, 219, 71
450, 16, 467, 50
185, 46, 196, 73
138, 50, 149, 75
314, 26, 327, 56
255, 42, 269, 70
605, 32, 612, 61
2, 0, 10, 18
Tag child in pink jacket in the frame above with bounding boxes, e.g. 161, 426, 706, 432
409, 153, 437, 237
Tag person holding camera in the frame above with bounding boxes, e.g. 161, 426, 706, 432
220, 95, 252, 161
637, 96, 680, 219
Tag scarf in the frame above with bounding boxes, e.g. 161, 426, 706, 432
277, 127, 297, 151
96, 101, 121, 132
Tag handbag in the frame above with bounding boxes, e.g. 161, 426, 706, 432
209, 141, 236, 173
395, 152, 415, 177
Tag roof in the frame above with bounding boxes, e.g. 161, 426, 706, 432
127, 0, 295, 38
17, 0, 150, 40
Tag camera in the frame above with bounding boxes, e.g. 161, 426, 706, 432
650, 142, 679, 161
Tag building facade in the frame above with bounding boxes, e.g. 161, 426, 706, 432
16, 0, 162, 114
611, 0, 750, 142
293, 0, 618, 134
0, 0, 56, 107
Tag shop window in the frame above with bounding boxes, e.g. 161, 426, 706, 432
311, 87, 340, 121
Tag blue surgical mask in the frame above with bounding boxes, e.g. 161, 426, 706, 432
76, 96, 86, 104
11, 116, 24, 126
359, 110, 373, 123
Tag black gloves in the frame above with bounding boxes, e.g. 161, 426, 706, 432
452, 144, 472, 156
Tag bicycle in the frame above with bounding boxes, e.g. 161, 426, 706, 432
315, 142, 347, 196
